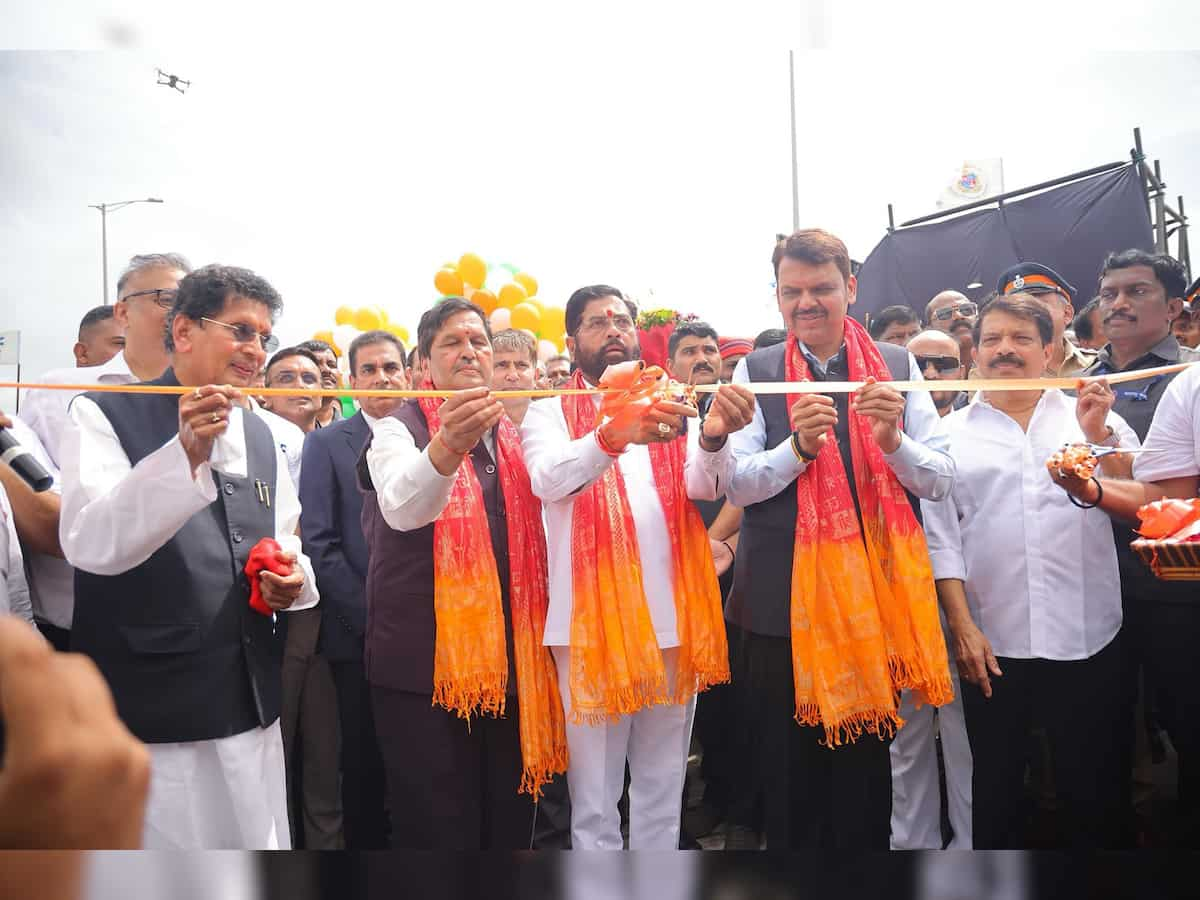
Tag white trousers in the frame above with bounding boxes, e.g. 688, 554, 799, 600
142, 719, 292, 849
889, 673, 973, 849
552, 646, 696, 850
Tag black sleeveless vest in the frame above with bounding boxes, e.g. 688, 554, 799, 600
72, 369, 282, 744
725, 340, 916, 637
357, 400, 516, 695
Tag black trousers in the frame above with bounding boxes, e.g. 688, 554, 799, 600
1144, 602, 1200, 845
330, 660, 390, 849
739, 630, 893, 849
371, 684, 534, 850
962, 631, 1126, 849
36, 622, 70, 653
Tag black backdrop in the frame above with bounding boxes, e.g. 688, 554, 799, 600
853, 163, 1154, 322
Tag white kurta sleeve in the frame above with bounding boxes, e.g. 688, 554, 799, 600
882, 354, 956, 502
366, 416, 457, 531
685, 420, 736, 501
520, 396, 617, 502
725, 357, 809, 508
59, 397, 218, 576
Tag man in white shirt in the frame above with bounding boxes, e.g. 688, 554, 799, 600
58, 263, 318, 849
521, 285, 755, 850
261, 347, 325, 436
923, 295, 1136, 849
20, 253, 191, 650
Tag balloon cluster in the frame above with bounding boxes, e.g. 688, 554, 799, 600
434, 252, 566, 363
311, 306, 411, 373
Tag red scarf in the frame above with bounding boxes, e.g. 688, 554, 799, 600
418, 397, 568, 796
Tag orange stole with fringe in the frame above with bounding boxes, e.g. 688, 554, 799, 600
560, 370, 730, 724
419, 397, 568, 796
785, 319, 953, 745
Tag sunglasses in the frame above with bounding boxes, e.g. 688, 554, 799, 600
120, 288, 178, 309
200, 317, 280, 353
931, 302, 978, 321
914, 354, 962, 374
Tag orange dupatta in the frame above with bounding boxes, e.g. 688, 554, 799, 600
560, 368, 729, 724
419, 397, 568, 796
785, 318, 953, 745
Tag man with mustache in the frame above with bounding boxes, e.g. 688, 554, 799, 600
925, 290, 977, 369
58, 264, 318, 848
724, 229, 955, 849
298, 339, 344, 428
521, 285, 757, 850
544, 354, 572, 388
1080, 248, 1200, 844
923, 295, 1136, 848
996, 262, 1096, 377
906, 330, 968, 417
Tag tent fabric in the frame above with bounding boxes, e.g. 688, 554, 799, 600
853, 164, 1154, 323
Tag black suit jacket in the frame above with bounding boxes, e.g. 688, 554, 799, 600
300, 411, 372, 662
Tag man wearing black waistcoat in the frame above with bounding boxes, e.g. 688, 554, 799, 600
358, 297, 540, 849
723, 229, 955, 849
299, 328, 408, 849
59, 264, 318, 849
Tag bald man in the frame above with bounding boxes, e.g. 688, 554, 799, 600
925, 290, 977, 369
907, 330, 967, 416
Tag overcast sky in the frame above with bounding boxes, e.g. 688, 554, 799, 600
3, 1, 1199, 407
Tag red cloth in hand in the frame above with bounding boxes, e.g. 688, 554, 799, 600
244, 537, 292, 616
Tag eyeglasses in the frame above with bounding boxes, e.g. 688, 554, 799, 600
269, 369, 320, 387
914, 354, 962, 374
931, 302, 978, 321
120, 288, 178, 309
578, 314, 636, 335
200, 317, 279, 353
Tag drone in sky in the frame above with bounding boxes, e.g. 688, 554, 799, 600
156, 69, 190, 94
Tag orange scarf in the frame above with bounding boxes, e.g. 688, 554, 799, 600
785, 318, 953, 745
560, 369, 729, 724
419, 397, 568, 796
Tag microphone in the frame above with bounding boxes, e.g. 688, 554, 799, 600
0, 427, 53, 493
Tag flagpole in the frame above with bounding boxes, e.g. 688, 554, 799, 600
789, 50, 800, 231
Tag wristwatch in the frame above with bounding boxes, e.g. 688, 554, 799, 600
1097, 426, 1120, 448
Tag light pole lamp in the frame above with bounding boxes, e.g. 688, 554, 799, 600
88, 198, 164, 305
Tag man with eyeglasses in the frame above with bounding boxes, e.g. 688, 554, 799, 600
297, 340, 344, 428
1077, 249, 1200, 845
907, 330, 968, 417
262, 347, 324, 436
521, 284, 756, 850
58, 263, 318, 848
996, 262, 1096, 377
19, 253, 191, 652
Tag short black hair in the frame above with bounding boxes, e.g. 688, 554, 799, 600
417, 297, 490, 359
297, 339, 338, 360
407, 346, 420, 368
264, 346, 321, 384
117, 252, 192, 298
867, 305, 919, 340
753, 328, 788, 349
973, 294, 1054, 347
348, 329, 405, 374
78, 304, 115, 340
1098, 248, 1188, 300
668, 321, 719, 360
564, 285, 638, 336
165, 264, 283, 351
1073, 298, 1101, 343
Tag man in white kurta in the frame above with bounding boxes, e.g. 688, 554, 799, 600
58, 263, 317, 849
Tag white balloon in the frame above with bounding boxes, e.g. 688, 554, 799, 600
490, 308, 512, 331
537, 339, 557, 363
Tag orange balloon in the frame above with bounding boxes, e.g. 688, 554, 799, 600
472, 289, 499, 315
434, 267, 464, 297
513, 272, 538, 297
510, 301, 541, 333
497, 282, 528, 309
458, 252, 488, 289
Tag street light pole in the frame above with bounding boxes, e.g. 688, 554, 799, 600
88, 198, 164, 304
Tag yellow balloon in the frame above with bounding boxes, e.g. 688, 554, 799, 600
458, 252, 488, 289
434, 267, 463, 297
472, 289, 499, 315
334, 305, 354, 326
497, 282, 528, 309
354, 306, 383, 331
510, 302, 542, 333
524, 296, 545, 312
513, 272, 538, 297
388, 323, 410, 343
541, 305, 566, 335
313, 329, 334, 344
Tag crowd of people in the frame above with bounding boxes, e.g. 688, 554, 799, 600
2, 229, 1200, 853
